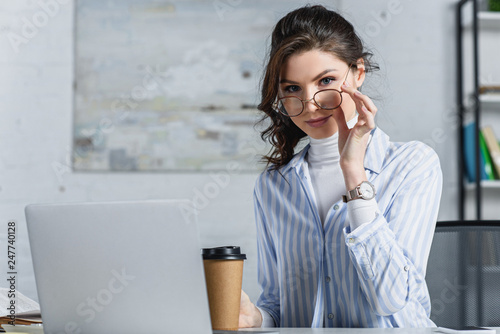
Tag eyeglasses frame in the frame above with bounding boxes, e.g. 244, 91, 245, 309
274, 64, 353, 117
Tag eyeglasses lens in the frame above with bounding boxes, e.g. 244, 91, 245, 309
315, 90, 341, 110
278, 90, 342, 117
279, 97, 303, 117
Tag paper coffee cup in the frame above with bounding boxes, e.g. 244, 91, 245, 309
202, 246, 246, 331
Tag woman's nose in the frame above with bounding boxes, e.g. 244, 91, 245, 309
303, 95, 318, 113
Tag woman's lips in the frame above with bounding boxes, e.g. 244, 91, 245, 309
305, 115, 331, 128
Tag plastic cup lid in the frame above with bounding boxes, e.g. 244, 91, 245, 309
202, 246, 247, 260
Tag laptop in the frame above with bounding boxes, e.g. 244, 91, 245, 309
26, 200, 275, 334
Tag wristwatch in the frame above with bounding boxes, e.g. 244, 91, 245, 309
342, 181, 376, 203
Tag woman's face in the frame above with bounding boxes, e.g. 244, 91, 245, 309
279, 49, 365, 139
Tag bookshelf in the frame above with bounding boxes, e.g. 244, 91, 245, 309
457, 0, 500, 220
478, 10, 500, 28
480, 94, 500, 106
455, 5, 499, 326
466, 180, 500, 190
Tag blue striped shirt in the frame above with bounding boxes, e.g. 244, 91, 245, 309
253, 127, 443, 328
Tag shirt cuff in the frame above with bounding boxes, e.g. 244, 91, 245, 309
343, 216, 396, 280
347, 198, 378, 231
257, 306, 276, 327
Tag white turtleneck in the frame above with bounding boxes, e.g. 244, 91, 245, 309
307, 131, 345, 223
305, 116, 378, 230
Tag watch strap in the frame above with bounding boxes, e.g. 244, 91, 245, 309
342, 188, 360, 203
342, 181, 375, 203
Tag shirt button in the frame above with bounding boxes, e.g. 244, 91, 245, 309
349, 238, 355, 244
333, 204, 339, 210
325, 276, 331, 283
404, 265, 410, 271
328, 313, 334, 319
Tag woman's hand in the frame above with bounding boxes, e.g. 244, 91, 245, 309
239, 290, 263, 328
332, 82, 378, 190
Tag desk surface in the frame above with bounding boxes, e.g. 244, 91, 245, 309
251, 328, 500, 333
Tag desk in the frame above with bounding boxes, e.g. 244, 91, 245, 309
251, 329, 500, 334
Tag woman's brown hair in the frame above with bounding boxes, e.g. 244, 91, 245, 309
258, 5, 379, 171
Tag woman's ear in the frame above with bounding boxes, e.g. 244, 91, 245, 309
354, 58, 366, 89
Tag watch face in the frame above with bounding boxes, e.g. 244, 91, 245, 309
359, 182, 375, 199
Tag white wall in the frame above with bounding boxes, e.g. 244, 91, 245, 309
0, 0, 466, 304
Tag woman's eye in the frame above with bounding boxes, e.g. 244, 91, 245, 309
284, 85, 300, 93
320, 77, 336, 85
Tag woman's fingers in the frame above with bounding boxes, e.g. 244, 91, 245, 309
239, 289, 262, 328
361, 105, 376, 129
342, 84, 364, 117
341, 84, 377, 117
353, 91, 378, 116
332, 105, 349, 133
341, 84, 377, 134
332, 106, 350, 154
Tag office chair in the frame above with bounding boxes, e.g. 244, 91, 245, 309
426, 220, 500, 328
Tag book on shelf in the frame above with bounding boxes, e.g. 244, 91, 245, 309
463, 122, 493, 182
479, 130, 496, 179
479, 85, 500, 95
481, 125, 500, 178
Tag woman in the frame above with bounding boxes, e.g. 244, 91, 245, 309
239, 5, 442, 328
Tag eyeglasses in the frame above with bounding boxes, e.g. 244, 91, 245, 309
274, 65, 352, 117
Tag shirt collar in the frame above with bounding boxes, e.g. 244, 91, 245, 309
281, 143, 310, 175
280, 127, 390, 175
